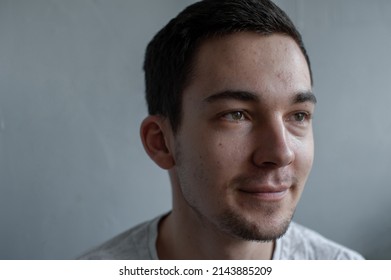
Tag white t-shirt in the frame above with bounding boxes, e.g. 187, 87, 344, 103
78, 214, 364, 260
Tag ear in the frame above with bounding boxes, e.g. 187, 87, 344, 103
140, 115, 175, 170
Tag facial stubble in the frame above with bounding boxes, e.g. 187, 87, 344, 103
174, 140, 295, 243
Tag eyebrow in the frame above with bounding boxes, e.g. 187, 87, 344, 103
293, 91, 317, 105
203, 90, 317, 105
203, 90, 260, 103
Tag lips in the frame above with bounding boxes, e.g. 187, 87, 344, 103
238, 184, 290, 201
232, 173, 293, 201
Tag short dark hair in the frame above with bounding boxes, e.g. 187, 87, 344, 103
143, 0, 312, 133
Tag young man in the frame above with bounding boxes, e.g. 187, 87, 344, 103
80, 0, 363, 259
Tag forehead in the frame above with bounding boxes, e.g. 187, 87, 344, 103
185, 32, 311, 101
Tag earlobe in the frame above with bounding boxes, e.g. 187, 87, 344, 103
140, 115, 175, 170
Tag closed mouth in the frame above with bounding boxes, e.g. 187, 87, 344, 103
239, 186, 289, 201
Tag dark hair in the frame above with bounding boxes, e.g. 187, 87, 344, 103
143, 0, 312, 133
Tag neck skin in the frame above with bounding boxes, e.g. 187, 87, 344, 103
156, 172, 275, 260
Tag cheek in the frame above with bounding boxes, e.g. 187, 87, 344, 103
177, 133, 247, 189
184, 128, 244, 161
293, 136, 314, 176
173, 137, 232, 210
211, 135, 250, 168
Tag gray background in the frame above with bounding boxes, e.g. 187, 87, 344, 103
0, 0, 390, 260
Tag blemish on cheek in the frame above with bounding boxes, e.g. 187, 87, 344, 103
215, 160, 224, 169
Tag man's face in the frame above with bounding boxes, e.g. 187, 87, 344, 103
170, 32, 315, 241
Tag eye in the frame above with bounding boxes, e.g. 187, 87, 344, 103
287, 111, 312, 125
222, 111, 247, 121
293, 112, 308, 122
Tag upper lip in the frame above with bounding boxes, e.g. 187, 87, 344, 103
238, 184, 290, 193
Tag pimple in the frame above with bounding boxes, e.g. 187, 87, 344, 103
276, 70, 293, 84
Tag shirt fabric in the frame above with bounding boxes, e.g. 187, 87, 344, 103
78, 214, 364, 260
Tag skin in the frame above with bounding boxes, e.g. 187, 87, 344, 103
141, 32, 315, 259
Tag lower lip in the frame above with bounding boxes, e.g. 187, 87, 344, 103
240, 189, 289, 201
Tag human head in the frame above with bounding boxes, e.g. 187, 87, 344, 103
141, 0, 315, 246
143, 0, 312, 133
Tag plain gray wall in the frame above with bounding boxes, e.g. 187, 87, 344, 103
0, 0, 390, 259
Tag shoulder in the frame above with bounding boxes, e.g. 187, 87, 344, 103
77, 215, 161, 260
276, 222, 364, 260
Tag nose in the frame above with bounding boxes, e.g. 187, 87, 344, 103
252, 118, 295, 168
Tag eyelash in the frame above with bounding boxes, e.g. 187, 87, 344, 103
220, 111, 312, 124
221, 110, 248, 122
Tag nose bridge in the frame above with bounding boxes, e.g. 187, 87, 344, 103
252, 115, 294, 167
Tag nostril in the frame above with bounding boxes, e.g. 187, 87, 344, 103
252, 142, 295, 168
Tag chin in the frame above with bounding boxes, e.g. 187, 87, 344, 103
217, 207, 294, 242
